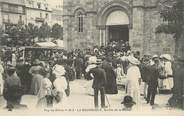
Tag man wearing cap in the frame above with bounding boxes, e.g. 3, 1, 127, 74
86, 58, 107, 108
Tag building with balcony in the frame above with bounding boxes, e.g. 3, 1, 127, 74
0, 0, 26, 28
25, 0, 52, 26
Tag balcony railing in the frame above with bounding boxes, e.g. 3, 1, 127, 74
2, 19, 10, 23
35, 17, 45, 22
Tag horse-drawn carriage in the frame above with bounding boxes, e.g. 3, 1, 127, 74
21, 46, 64, 63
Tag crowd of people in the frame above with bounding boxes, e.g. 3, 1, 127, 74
0, 42, 174, 111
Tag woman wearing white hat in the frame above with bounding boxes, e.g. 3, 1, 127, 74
126, 56, 141, 110
161, 54, 173, 91
85, 56, 97, 95
37, 69, 52, 108
52, 64, 68, 108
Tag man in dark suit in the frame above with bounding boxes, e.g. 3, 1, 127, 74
74, 55, 84, 79
87, 63, 107, 108
146, 57, 161, 105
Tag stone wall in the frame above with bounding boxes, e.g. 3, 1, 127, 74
63, 0, 132, 50
63, 0, 98, 50
63, 0, 175, 56
130, 0, 144, 56
143, 7, 175, 56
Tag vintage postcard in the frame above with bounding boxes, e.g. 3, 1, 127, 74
0, 0, 183, 116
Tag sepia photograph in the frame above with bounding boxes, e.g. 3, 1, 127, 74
0, 0, 184, 116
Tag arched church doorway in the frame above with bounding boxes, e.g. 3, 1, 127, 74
106, 10, 129, 43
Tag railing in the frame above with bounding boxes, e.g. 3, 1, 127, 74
35, 17, 44, 22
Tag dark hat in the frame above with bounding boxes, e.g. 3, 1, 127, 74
121, 96, 136, 107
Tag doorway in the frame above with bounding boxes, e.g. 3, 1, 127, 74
108, 25, 129, 42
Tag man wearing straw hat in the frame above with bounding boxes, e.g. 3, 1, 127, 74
86, 56, 107, 108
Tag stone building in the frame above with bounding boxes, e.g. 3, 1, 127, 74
0, 0, 26, 28
63, 0, 175, 56
49, 0, 63, 26
51, 8, 63, 26
25, 0, 52, 26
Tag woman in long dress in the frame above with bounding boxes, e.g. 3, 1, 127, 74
126, 56, 141, 110
159, 55, 173, 91
163, 58, 173, 90
29, 69, 43, 95
102, 58, 118, 94
3, 66, 22, 109
85, 56, 97, 95
37, 69, 52, 108
52, 64, 68, 108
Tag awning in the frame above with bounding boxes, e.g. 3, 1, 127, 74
53, 39, 64, 48
35, 42, 57, 47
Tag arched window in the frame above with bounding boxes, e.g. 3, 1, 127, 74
77, 12, 84, 32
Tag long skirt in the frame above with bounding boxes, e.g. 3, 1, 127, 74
126, 80, 141, 110
29, 76, 43, 95
37, 97, 47, 108
105, 76, 118, 94
159, 78, 173, 90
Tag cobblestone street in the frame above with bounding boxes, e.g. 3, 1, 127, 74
0, 79, 182, 113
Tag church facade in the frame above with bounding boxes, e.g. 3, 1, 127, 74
63, 0, 175, 56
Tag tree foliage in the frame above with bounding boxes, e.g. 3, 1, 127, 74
5, 24, 19, 46
51, 23, 63, 40
156, 0, 184, 39
0, 23, 63, 46
38, 22, 51, 41
26, 23, 39, 44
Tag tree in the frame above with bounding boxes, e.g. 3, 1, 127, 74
0, 25, 5, 45
38, 22, 51, 41
156, 0, 184, 109
4, 23, 30, 46
156, 0, 183, 39
26, 23, 39, 45
17, 25, 30, 46
5, 24, 19, 47
51, 23, 63, 40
